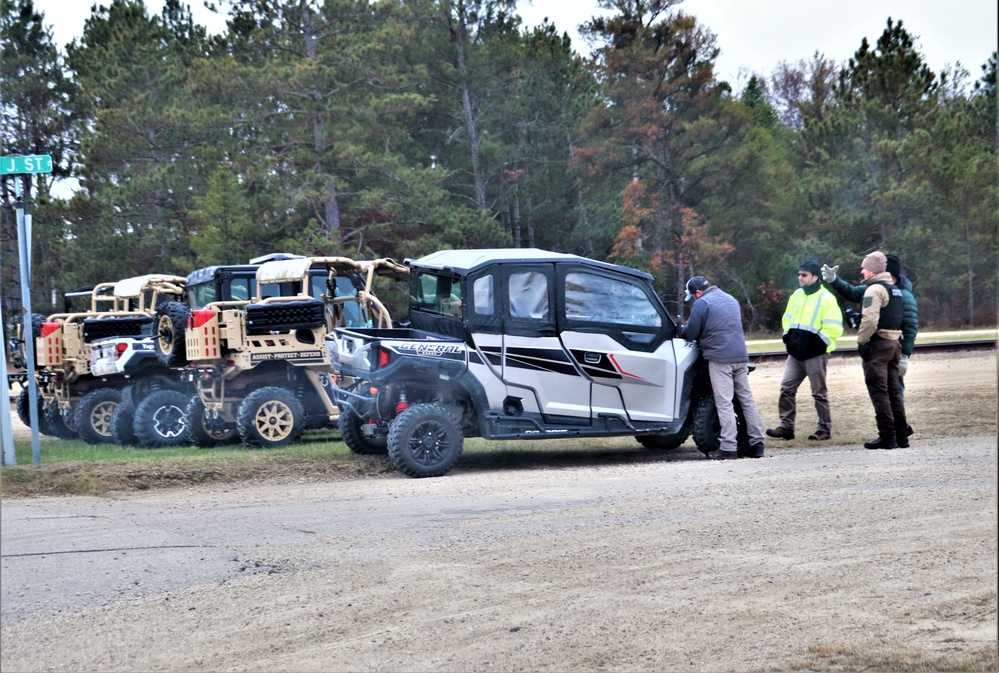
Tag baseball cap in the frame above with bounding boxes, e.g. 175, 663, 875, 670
684, 276, 709, 302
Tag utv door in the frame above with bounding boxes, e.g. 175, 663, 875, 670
557, 267, 685, 424
492, 265, 591, 422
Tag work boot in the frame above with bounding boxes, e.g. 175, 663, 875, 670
766, 427, 794, 440
706, 450, 739, 460
738, 443, 765, 458
808, 430, 831, 441
864, 436, 898, 450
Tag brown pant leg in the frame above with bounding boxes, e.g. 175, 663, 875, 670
862, 340, 897, 440
885, 340, 907, 438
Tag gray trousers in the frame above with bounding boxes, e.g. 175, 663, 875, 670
776, 354, 831, 434
708, 361, 766, 452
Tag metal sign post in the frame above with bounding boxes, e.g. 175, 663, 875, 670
16, 192, 42, 465
3, 155, 54, 465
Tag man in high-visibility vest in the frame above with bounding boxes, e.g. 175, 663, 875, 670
766, 260, 844, 442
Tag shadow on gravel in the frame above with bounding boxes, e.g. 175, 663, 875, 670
453, 444, 708, 474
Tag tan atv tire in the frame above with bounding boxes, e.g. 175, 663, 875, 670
74, 388, 122, 445
236, 387, 305, 448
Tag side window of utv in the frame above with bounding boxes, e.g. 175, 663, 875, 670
508, 271, 550, 321
472, 275, 494, 316
228, 278, 251, 302
565, 272, 662, 328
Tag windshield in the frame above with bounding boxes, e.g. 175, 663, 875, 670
311, 274, 365, 327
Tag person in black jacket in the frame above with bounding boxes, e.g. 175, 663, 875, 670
767, 260, 844, 442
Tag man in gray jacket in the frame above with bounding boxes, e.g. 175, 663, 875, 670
682, 276, 766, 460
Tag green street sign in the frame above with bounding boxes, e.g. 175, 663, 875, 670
1, 154, 53, 176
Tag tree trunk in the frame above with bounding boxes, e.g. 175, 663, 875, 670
452, 5, 486, 211
512, 181, 521, 247
2, 190, 23, 325
302, 0, 340, 236
966, 221, 975, 328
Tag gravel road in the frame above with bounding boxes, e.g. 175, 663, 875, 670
2, 435, 996, 672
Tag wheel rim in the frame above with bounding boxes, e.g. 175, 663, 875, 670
90, 401, 117, 438
255, 401, 294, 442
152, 404, 187, 439
406, 419, 452, 466
205, 418, 237, 441
157, 314, 175, 355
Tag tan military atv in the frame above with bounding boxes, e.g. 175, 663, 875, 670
10, 285, 106, 436
184, 256, 408, 449
27, 275, 186, 443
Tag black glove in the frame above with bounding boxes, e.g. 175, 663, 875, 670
858, 342, 871, 362
782, 332, 790, 344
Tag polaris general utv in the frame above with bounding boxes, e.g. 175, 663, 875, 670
331, 249, 744, 478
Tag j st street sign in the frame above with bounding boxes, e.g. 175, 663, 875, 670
1, 154, 53, 175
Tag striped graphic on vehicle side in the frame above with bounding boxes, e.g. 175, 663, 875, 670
505, 347, 579, 376
570, 350, 624, 380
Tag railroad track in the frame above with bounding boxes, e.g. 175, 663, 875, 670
751, 339, 997, 363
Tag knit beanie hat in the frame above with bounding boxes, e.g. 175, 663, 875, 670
885, 254, 901, 278
862, 251, 887, 274
799, 259, 821, 276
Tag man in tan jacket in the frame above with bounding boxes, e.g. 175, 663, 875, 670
855, 252, 908, 450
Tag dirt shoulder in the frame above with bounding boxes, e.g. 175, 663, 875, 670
2, 436, 996, 673
1, 351, 996, 672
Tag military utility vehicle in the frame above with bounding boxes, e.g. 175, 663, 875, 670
28, 275, 188, 443
331, 249, 744, 478
10, 285, 108, 437
93, 254, 311, 447
185, 256, 408, 448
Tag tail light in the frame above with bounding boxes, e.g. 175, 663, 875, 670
189, 309, 215, 328
115, 343, 128, 360
377, 346, 391, 369
40, 322, 60, 337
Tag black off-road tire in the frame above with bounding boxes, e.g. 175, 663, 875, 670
154, 302, 190, 367
110, 391, 137, 445
236, 387, 305, 448
74, 388, 122, 444
11, 313, 46, 368
691, 396, 750, 455
339, 407, 388, 455
29, 312, 46, 339
184, 395, 238, 448
134, 389, 190, 448
387, 404, 463, 478
44, 399, 79, 439
16, 387, 53, 436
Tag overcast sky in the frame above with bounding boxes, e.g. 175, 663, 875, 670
29, 0, 999, 86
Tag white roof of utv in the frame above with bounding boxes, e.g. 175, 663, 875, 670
112, 274, 186, 298
409, 248, 652, 280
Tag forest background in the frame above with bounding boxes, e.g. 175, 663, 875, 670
1, 0, 996, 332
